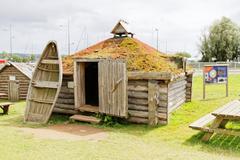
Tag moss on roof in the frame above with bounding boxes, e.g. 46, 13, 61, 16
62, 37, 183, 74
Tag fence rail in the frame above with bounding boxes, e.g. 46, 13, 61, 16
187, 61, 240, 70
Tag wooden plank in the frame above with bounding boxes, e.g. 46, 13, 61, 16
127, 85, 148, 92
128, 104, 148, 111
148, 80, 158, 125
8, 80, 19, 101
74, 62, 85, 109
53, 108, 78, 115
202, 117, 224, 141
127, 117, 148, 124
29, 98, 53, 104
32, 81, 59, 89
128, 91, 148, 99
212, 100, 240, 118
41, 59, 59, 64
168, 97, 186, 113
189, 113, 216, 130
57, 98, 74, 104
54, 103, 75, 109
70, 114, 101, 124
128, 98, 148, 105
128, 110, 148, 118
128, 80, 148, 87
78, 105, 99, 113
99, 60, 128, 117
128, 71, 172, 80
38, 66, 59, 72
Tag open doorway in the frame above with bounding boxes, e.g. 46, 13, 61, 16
84, 62, 99, 106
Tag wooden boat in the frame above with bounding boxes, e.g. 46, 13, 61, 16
24, 41, 62, 123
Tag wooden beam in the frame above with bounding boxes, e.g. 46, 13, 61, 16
32, 81, 59, 89
128, 72, 172, 80
148, 80, 158, 125
41, 59, 59, 64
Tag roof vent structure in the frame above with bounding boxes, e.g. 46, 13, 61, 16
111, 20, 134, 38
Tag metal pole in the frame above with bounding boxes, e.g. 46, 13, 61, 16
67, 19, 70, 55
165, 40, 167, 53
9, 24, 13, 56
203, 67, 206, 99
155, 28, 159, 51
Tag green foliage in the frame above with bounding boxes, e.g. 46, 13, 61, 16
199, 17, 240, 61
10, 54, 35, 62
11, 54, 23, 62
97, 114, 120, 126
175, 52, 191, 58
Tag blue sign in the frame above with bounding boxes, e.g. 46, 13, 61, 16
204, 65, 228, 84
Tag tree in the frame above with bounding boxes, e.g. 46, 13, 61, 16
29, 54, 36, 62
11, 55, 23, 62
175, 52, 191, 58
199, 17, 240, 62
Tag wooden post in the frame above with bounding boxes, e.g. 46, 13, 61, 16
226, 66, 228, 97
203, 70, 206, 99
148, 80, 158, 125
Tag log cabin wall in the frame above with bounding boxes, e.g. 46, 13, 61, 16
168, 76, 187, 113
0, 65, 30, 100
127, 80, 149, 124
53, 74, 78, 114
127, 74, 188, 125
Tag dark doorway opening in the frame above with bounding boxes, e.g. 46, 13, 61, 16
85, 62, 99, 106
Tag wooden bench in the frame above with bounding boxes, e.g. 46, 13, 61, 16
189, 100, 240, 141
0, 102, 13, 115
189, 113, 215, 132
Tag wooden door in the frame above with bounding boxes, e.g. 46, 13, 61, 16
8, 80, 19, 101
98, 60, 128, 117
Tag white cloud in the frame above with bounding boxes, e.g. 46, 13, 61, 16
0, 0, 240, 57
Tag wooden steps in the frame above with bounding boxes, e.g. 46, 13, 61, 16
32, 81, 59, 89
79, 105, 99, 113
70, 114, 101, 124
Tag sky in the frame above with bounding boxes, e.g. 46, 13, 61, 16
0, 0, 240, 58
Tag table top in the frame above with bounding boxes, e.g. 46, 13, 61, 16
212, 100, 240, 118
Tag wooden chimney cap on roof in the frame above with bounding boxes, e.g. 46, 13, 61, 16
111, 20, 134, 38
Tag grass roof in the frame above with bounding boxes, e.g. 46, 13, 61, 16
63, 37, 183, 74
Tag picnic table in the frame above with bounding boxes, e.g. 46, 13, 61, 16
0, 102, 13, 115
189, 100, 240, 141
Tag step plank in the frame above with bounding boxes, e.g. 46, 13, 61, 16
79, 105, 99, 113
70, 114, 100, 124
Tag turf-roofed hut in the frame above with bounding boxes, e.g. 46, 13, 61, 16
55, 21, 193, 125
0, 62, 34, 101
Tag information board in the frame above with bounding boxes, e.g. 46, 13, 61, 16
204, 65, 228, 84
203, 64, 228, 99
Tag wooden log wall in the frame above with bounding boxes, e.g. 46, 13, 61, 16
185, 73, 193, 102
53, 75, 78, 114
0, 65, 30, 100
127, 80, 149, 124
156, 81, 169, 125
127, 75, 188, 125
168, 76, 187, 113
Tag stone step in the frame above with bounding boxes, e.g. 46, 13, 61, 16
70, 114, 101, 124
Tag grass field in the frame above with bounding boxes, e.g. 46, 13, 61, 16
1, 75, 240, 160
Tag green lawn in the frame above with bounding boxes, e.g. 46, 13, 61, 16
1, 75, 240, 160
